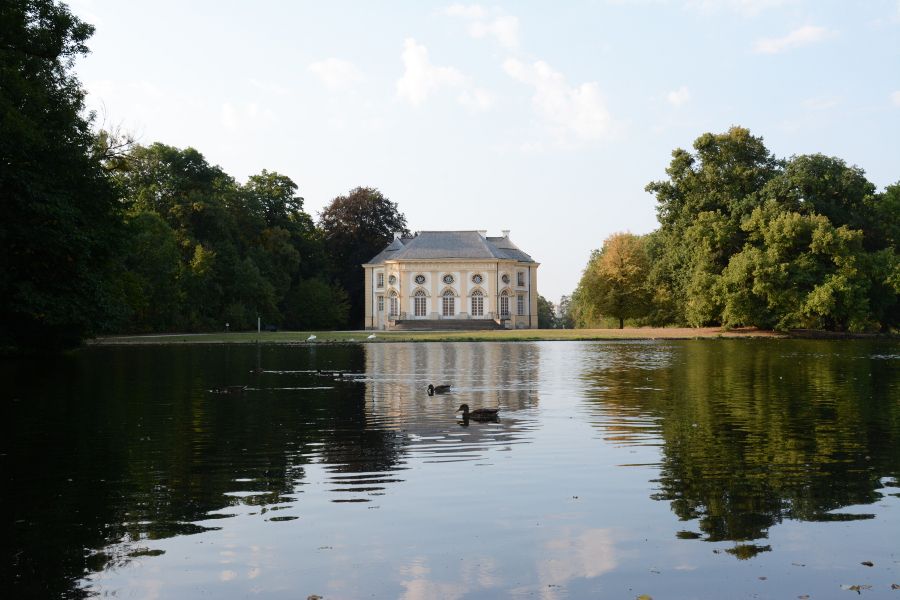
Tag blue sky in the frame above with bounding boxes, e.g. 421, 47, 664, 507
71, 0, 900, 303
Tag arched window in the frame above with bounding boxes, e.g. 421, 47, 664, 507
389, 291, 399, 317
414, 289, 427, 317
471, 289, 484, 317
500, 290, 509, 317
442, 289, 455, 317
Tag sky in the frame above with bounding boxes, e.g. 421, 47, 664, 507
69, 0, 900, 304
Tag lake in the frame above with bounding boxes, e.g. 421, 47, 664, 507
3, 339, 899, 598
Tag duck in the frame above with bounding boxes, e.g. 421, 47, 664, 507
367, 333, 376, 339
427, 384, 451, 396
456, 404, 499, 421
307, 334, 317, 341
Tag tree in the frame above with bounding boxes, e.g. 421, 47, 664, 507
1, 0, 123, 352
113, 143, 237, 255
282, 278, 350, 330
537, 295, 556, 328
117, 212, 183, 332
110, 141, 338, 332
762, 154, 877, 243
645, 127, 781, 325
557, 295, 575, 329
318, 187, 409, 327
573, 233, 652, 329
720, 202, 874, 331
242, 169, 307, 230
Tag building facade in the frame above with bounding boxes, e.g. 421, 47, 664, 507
362, 230, 540, 330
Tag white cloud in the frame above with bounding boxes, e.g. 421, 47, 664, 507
396, 38, 465, 107
666, 85, 691, 107
443, 3, 487, 19
467, 15, 520, 48
685, 0, 791, 16
891, 91, 900, 107
537, 528, 619, 591
308, 58, 364, 91
753, 25, 834, 54
503, 59, 613, 142
444, 4, 520, 48
458, 88, 495, 111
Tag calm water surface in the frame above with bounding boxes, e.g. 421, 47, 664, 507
3, 340, 900, 598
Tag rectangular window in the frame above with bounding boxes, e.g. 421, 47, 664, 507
389, 295, 398, 316
415, 295, 427, 317
376, 272, 384, 288
500, 295, 509, 316
517, 295, 525, 315
517, 271, 525, 287
471, 295, 483, 317
377, 296, 384, 312
442, 295, 454, 316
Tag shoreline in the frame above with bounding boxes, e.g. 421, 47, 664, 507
87, 327, 897, 346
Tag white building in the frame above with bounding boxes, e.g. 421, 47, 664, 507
363, 230, 540, 330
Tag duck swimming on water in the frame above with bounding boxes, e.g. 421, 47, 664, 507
427, 384, 451, 396
456, 403, 499, 421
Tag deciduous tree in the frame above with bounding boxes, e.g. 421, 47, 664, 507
574, 233, 652, 329
537, 295, 556, 328
645, 127, 780, 325
1, 0, 123, 351
318, 187, 409, 327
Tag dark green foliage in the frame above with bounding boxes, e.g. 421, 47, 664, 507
537, 295, 556, 328
645, 127, 781, 326
318, 187, 409, 327
569, 127, 897, 332
635, 127, 899, 332
109, 143, 348, 332
720, 202, 873, 331
0, 0, 124, 352
116, 212, 183, 332
0, 3, 411, 341
763, 154, 876, 241
282, 278, 350, 330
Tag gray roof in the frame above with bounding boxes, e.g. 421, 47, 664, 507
365, 231, 536, 265
486, 236, 535, 263
366, 237, 406, 265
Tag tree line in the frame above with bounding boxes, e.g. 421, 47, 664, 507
569, 127, 899, 332
1, 0, 407, 353
105, 143, 398, 335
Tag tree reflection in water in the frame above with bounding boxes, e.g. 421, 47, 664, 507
579, 339, 900, 555
2, 341, 542, 597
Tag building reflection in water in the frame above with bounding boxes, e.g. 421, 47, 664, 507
322, 342, 541, 495
364, 341, 541, 418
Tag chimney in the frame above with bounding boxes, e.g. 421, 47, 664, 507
393, 231, 401, 240
502, 229, 510, 238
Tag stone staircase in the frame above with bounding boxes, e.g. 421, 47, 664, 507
390, 319, 506, 331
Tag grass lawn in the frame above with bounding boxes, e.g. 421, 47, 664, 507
91, 327, 784, 345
